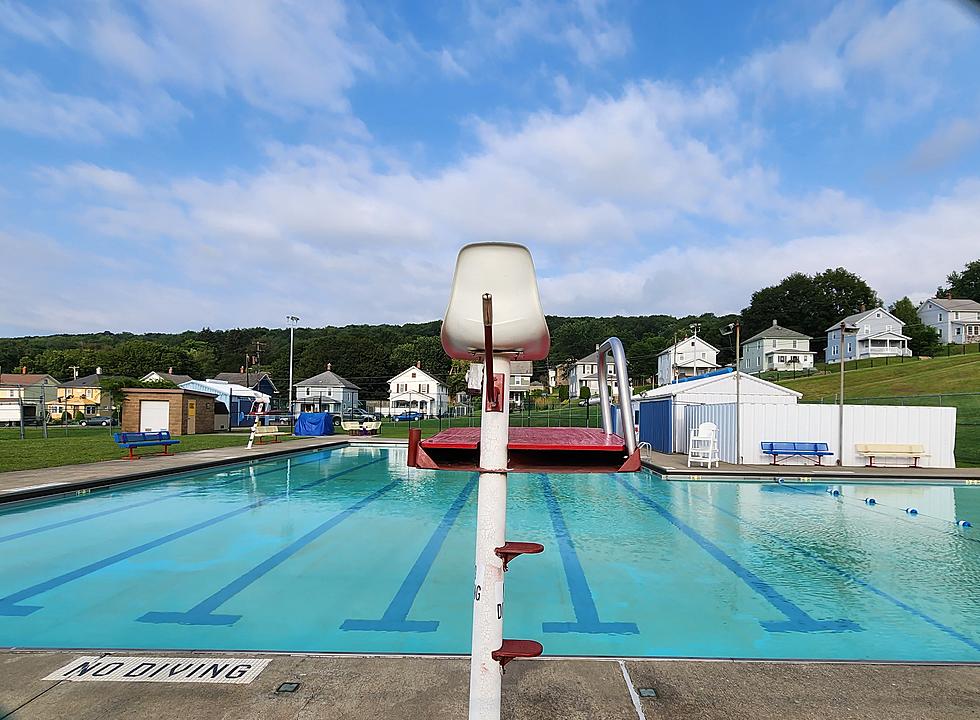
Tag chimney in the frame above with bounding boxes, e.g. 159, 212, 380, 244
772, 319, 777, 326
168, 366, 173, 374
327, 362, 332, 371
947, 291, 953, 300
416, 360, 421, 369
859, 303, 865, 312
240, 365, 245, 373
21, 366, 26, 374
96, 367, 102, 376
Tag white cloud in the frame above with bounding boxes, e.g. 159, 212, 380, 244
0, 1, 71, 45
0, 70, 184, 142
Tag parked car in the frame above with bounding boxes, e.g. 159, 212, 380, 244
393, 411, 424, 422
342, 408, 379, 422
78, 416, 118, 426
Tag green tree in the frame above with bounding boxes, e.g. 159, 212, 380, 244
938, 259, 980, 301
557, 384, 569, 402
889, 296, 919, 326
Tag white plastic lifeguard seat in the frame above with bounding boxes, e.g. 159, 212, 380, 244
441, 242, 550, 361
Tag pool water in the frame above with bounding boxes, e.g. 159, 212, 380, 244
1, 445, 978, 661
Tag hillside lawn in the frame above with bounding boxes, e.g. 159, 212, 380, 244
779, 353, 980, 466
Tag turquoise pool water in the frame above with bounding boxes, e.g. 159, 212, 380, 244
1, 445, 978, 661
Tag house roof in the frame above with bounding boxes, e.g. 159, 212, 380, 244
388, 365, 446, 386
63, 373, 103, 388
142, 371, 194, 385
927, 297, 980, 312
295, 369, 361, 390
763, 348, 815, 355
635, 371, 801, 400
213, 372, 279, 392
825, 307, 901, 333
743, 323, 811, 344
0, 373, 57, 387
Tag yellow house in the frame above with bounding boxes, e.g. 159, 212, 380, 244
51, 373, 105, 420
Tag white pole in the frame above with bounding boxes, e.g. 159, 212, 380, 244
286, 316, 298, 419
468, 355, 510, 720
837, 321, 845, 466
735, 322, 741, 465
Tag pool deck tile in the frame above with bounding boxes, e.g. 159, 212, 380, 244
642, 449, 980, 482
0, 436, 403, 504
0, 651, 977, 719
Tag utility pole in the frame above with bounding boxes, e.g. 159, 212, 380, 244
689, 322, 702, 380
286, 316, 299, 417
837, 321, 846, 466
68, 365, 80, 380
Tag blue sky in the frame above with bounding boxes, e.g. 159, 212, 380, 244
2, 0, 979, 336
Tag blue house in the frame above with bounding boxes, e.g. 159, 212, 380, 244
825, 307, 911, 363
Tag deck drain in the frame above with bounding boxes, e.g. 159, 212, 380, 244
637, 688, 658, 698
276, 682, 300, 693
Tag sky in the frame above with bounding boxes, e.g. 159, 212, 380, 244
1, 0, 980, 337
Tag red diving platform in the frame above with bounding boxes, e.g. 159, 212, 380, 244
492, 639, 543, 670
408, 427, 640, 473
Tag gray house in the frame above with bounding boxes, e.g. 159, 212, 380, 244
825, 307, 911, 363
293, 365, 360, 414
739, 321, 815, 374
917, 297, 980, 344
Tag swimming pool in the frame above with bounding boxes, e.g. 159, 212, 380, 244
1, 445, 978, 661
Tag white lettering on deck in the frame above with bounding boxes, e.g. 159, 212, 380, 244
43, 657, 272, 684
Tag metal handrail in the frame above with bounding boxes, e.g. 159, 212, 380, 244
595, 337, 637, 455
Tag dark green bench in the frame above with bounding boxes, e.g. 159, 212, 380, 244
113, 431, 180, 460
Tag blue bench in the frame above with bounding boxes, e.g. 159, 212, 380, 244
761, 441, 834, 465
113, 431, 180, 460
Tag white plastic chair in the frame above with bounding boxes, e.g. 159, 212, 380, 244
688, 421, 719, 468
441, 243, 550, 361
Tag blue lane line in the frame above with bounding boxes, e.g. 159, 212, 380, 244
617, 478, 860, 634
0, 452, 333, 545
341, 474, 478, 633
140, 475, 405, 626
687, 486, 980, 654
539, 473, 639, 634
0, 457, 385, 617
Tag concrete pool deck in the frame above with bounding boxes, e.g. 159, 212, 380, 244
0, 436, 406, 504
641, 449, 980, 483
1, 650, 978, 719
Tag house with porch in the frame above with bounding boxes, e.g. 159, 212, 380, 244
384, 364, 449, 417
53, 373, 108, 420
569, 350, 633, 399
0, 372, 60, 415
292, 365, 360, 415
739, 321, 815, 374
656, 336, 720, 386
825, 307, 911, 363
917, 297, 980, 344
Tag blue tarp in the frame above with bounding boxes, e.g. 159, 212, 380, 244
294, 412, 334, 436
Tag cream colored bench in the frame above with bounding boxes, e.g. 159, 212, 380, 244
341, 421, 364, 435
362, 421, 381, 436
855, 443, 926, 468
253, 424, 289, 444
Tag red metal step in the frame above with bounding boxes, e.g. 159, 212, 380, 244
492, 639, 543, 669
495, 541, 544, 571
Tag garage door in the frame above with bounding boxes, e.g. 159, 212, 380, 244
139, 400, 170, 432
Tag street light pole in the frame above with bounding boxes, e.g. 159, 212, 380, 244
286, 315, 299, 418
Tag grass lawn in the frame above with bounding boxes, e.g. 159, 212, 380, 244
777, 353, 980, 467
0, 427, 298, 474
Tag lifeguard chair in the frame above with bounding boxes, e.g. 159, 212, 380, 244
409, 243, 639, 720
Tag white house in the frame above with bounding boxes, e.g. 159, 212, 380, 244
655, 336, 719, 385
293, 365, 360, 415
466, 360, 534, 406
568, 350, 632, 399
917, 297, 980, 345
384, 364, 449, 417
739, 321, 815, 374
825, 307, 911, 363
141, 369, 194, 385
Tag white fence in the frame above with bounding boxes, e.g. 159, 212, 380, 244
684, 402, 957, 468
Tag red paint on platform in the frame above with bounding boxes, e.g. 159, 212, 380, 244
420, 427, 626, 452
492, 639, 543, 669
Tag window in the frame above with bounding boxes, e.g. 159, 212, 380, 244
939, 313, 943, 321
875, 312, 881, 318
954, 312, 959, 319
832, 345, 838, 355
411, 372, 416, 379
847, 342, 853, 352
792, 340, 797, 348
396, 383, 407, 393
955, 327, 962, 336
420, 383, 429, 393
791, 355, 800, 363
699, 352, 705, 358
885, 324, 892, 331
778, 355, 786, 362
